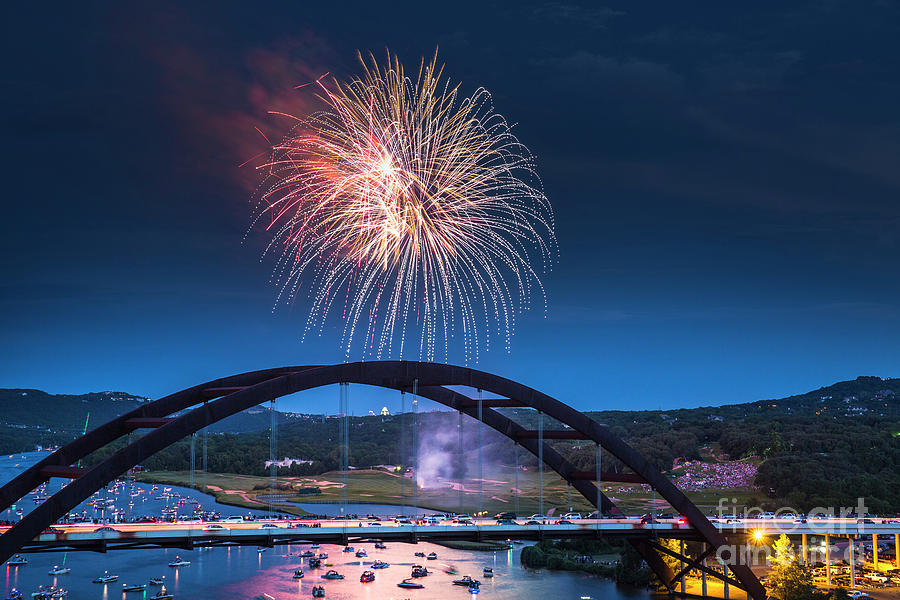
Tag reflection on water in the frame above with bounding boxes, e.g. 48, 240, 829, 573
1, 452, 651, 600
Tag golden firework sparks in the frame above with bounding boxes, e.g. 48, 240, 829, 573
253, 49, 556, 361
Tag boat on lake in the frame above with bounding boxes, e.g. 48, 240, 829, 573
29, 585, 67, 599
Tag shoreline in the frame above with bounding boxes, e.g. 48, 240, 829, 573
137, 471, 456, 517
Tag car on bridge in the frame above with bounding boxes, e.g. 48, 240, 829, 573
204, 524, 226, 531
178, 516, 203, 523
561, 512, 582, 520
93, 526, 119, 533
259, 523, 283, 529
223, 516, 245, 523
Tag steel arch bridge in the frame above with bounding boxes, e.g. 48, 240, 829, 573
0, 361, 765, 600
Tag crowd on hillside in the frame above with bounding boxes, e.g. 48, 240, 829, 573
673, 460, 758, 490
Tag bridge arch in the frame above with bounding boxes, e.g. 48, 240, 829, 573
0, 361, 765, 600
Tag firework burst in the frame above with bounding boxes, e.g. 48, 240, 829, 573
251, 49, 556, 361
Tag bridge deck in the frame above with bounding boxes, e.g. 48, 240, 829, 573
8, 518, 896, 555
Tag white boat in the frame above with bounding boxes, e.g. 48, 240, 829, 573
151, 587, 174, 600
29, 586, 67, 599
167, 557, 191, 567
123, 584, 147, 592
92, 572, 118, 583
47, 566, 70, 575
8, 555, 27, 566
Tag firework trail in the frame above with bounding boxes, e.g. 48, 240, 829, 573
251, 49, 556, 361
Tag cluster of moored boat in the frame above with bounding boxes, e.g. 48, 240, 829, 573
284, 544, 494, 597
2, 556, 176, 600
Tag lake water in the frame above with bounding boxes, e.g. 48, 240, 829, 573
2, 452, 653, 600
285, 502, 439, 516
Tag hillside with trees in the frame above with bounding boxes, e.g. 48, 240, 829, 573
6, 375, 900, 512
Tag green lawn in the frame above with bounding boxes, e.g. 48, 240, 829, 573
139, 465, 762, 518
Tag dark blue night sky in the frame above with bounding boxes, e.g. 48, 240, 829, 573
2, 2, 899, 412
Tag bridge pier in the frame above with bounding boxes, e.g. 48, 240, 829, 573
825, 534, 831, 586
723, 563, 730, 600
850, 537, 856, 589
701, 543, 708, 597
680, 540, 686, 594
801, 534, 807, 565
895, 533, 899, 569
873, 534, 878, 570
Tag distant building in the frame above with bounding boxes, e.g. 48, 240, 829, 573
265, 457, 314, 468
381, 406, 390, 416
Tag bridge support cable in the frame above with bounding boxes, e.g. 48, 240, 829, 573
412, 378, 418, 521
202, 400, 208, 507
538, 410, 544, 518
514, 443, 520, 517
339, 383, 349, 516
477, 388, 483, 517
595, 442, 601, 533
189, 433, 195, 491
269, 397, 276, 516
457, 411, 464, 512
400, 388, 406, 516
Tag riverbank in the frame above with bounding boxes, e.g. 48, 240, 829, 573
433, 540, 515, 551
136, 471, 310, 515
